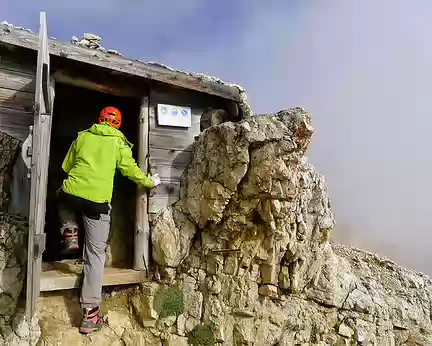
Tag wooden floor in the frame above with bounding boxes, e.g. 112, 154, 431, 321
40, 260, 151, 291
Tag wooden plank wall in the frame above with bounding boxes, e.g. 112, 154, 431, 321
148, 89, 197, 214
0, 49, 36, 217
148, 87, 216, 214
0, 51, 36, 141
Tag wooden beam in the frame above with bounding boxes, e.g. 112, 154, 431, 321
0, 26, 241, 102
0, 54, 36, 75
0, 88, 34, 111
134, 97, 150, 272
149, 148, 192, 168
40, 267, 151, 291
0, 106, 33, 128
53, 70, 143, 97
0, 126, 28, 142
0, 66, 35, 92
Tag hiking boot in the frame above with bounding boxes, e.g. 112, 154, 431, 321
79, 307, 104, 334
62, 227, 79, 256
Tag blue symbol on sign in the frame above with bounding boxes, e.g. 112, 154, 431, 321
161, 107, 168, 114
181, 109, 188, 117
172, 108, 178, 116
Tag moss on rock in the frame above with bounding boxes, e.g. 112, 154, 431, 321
153, 285, 184, 318
187, 325, 214, 346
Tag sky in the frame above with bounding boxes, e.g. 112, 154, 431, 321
2, 0, 432, 274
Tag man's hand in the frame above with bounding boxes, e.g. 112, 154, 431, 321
149, 173, 161, 187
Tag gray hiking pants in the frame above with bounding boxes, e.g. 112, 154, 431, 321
59, 204, 110, 309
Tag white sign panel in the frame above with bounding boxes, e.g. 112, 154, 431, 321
157, 104, 192, 128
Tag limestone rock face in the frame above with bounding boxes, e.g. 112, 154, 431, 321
0, 214, 28, 317
145, 108, 432, 345
151, 206, 196, 268
180, 108, 331, 296
0, 133, 20, 211
0, 214, 40, 345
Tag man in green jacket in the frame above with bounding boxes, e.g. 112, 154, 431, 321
57, 106, 160, 334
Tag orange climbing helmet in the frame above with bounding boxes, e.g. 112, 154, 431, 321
99, 106, 122, 129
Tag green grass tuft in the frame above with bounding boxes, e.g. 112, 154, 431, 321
153, 285, 184, 318
187, 325, 215, 346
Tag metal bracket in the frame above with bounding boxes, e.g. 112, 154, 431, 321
142, 254, 148, 277
21, 125, 33, 179
33, 233, 46, 259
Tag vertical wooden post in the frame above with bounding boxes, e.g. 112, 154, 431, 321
134, 97, 150, 272
26, 12, 54, 320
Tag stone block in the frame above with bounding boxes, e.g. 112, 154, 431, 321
122, 329, 162, 346
279, 266, 291, 289
224, 255, 238, 275
176, 314, 186, 336
338, 323, 353, 338
260, 264, 278, 284
258, 285, 278, 299
159, 266, 176, 283
163, 335, 188, 346
106, 310, 132, 337
206, 253, 224, 275
151, 207, 196, 267
140, 282, 160, 296
130, 294, 158, 325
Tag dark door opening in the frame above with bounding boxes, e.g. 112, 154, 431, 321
43, 83, 141, 271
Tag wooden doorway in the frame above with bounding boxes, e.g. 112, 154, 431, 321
39, 82, 150, 291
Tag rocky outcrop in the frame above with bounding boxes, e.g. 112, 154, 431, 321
0, 133, 20, 211
0, 213, 27, 318
0, 133, 40, 345
153, 108, 329, 291
146, 108, 432, 345
70, 33, 122, 56
0, 213, 40, 346
0, 21, 33, 33
152, 206, 196, 268
200, 109, 229, 132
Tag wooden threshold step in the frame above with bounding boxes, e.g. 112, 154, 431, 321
40, 267, 151, 292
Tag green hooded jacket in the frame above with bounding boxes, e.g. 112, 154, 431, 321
61, 123, 154, 203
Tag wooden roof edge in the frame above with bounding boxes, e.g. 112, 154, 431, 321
0, 24, 243, 102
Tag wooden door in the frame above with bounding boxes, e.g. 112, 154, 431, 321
25, 12, 55, 319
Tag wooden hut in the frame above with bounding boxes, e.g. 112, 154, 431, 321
0, 13, 244, 318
